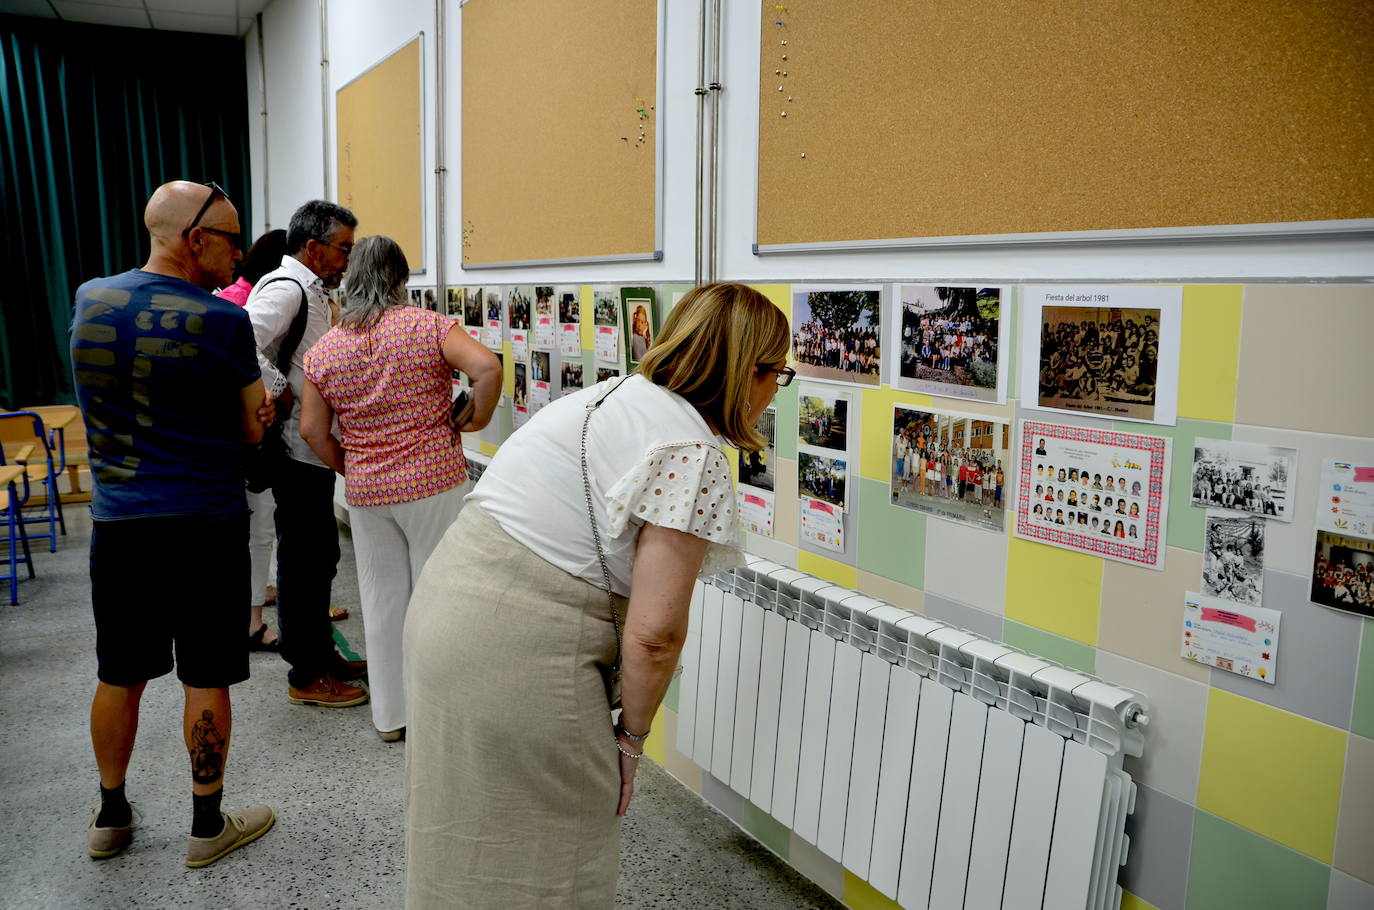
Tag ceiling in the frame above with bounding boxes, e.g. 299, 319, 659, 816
0, 0, 272, 37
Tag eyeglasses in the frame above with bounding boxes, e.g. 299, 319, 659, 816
316, 239, 353, 259
181, 181, 243, 250
759, 365, 796, 387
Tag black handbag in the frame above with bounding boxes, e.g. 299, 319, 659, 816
245, 277, 309, 494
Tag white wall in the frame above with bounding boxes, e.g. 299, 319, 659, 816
251, 0, 1374, 287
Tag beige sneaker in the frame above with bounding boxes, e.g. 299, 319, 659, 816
185, 806, 275, 868
87, 808, 133, 859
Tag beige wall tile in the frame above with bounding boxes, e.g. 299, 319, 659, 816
1099, 547, 1211, 683
1235, 285, 1374, 436
855, 570, 924, 614
1334, 733, 1374, 884
660, 707, 702, 793
1096, 652, 1209, 805
924, 519, 1009, 614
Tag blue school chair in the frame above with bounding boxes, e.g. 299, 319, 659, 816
0, 411, 66, 553
1, 464, 36, 605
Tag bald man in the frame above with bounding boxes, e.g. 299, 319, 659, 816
72, 180, 276, 867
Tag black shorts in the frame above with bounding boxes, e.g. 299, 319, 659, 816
91, 513, 251, 688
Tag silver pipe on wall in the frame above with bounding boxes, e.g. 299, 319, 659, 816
707, 0, 722, 282
319, 0, 330, 199
256, 11, 270, 230
434, 0, 447, 295
694, 0, 708, 285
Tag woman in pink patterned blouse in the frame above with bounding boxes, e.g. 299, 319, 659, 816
299, 236, 501, 742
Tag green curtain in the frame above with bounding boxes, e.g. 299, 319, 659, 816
0, 15, 252, 409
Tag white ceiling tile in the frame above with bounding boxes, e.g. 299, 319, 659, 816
50, 1, 150, 27
148, 9, 236, 33
0, 0, 60, 17
148, 0, 235, 14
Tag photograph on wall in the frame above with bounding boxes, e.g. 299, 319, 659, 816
1014, 419, 1171, 569
800, 497, 844, 553
592, 286, 621, 364
464, 288, 484, 327
483, 287, 504, 349
895, 284, 1007, 403
1182, 592, 1280, 685
1021, 285, 1182, 425
560, 361, 584, 396
1310, 530, 1374, 618
740, 490, 775, 538
891, 404, 1009, 533
408, 287, 423, 307
513, 361, 528, 410
445, 287, 464, 319
595, 366, 621, 384
799, 451, 848, 511
1191, 439, 1297, 522
797, 387, 850, 453
533, 286, 557, 349
620, 286, 657, 368
1202, 510, 1266, 607
508, 286, 532, 330
790, 284, 883, 387
738, 407, 777, 493
557, 286, 582, 356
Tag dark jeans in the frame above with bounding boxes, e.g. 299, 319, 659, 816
272, 457, 340, 689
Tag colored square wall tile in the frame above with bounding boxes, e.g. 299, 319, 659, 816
1002, 620, 1096, 673
477, 439, 499, 457
643, 705, 667, 764
797, 551, 858, 589
787, 833, 845, 900
844, 871, 902, 910
702, 772, 746, 826
1005, 289, 1020, 400
661, 707, 702, 794
1121, 784, 1195, 910
1354, 622, 1374, 741
1176, 285, 1242, 423
1333, 733, 1374, 885
1197, 689, 1347, 862
1121, 893, 1162, 910
1004, 536, 1103, 645
579, 286, 594, 349
772, 382, 799, 461
924, 592, 1004, 641
1235, 284, 1374, 437
1210, 569, 1362, 730
857, 477, 926, 589
1230, 424, 1374, 577
750, 283, 792, 320
859, 386, 930, 481
1113, 418, 1232, 553
1328, 870, 1374, 910
742, 529, 799, 569
1096, 652, 1209, 804
741, 802, 791, 859
664, 675, 680, 713
855, 570, 924, 614
923, 518, 1009, 614
1187, 810, 1331, 910
1098, 546, 1210, 683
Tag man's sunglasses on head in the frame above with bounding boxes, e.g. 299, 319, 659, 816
182, 181, 243, 251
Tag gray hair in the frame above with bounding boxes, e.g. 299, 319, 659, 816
286, 199, 357, 254
339, 235, 410, 329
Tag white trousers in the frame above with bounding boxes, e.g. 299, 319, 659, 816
350, 485, 465, 734
247, 487, 277, 607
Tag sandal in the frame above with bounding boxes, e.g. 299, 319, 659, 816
328, 605, 349, 622
249, 624, 281, 652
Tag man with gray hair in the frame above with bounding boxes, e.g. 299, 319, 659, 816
245, 200, 367, 708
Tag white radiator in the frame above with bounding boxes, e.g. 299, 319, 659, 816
675, 557, 1148, 910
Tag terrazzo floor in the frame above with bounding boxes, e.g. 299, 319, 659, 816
0, 508, 841, 909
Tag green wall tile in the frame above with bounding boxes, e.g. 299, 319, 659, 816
1113, 418, 1231, 552
741, 802, 791, 859
1353, 620, 1374, 740
772, 382, 799, 461
856, 477, 926, 589
1002, 620, 1097, 673
1186, 810, 1330, 910
664, 674, 680, 713
1006, 288, 1020, 400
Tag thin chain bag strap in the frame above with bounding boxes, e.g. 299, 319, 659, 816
579, 379, 630, 696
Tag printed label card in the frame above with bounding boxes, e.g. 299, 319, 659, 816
1182, 592, 1280, 684
800, 497, 844, 552
740, 490, 775, 538
1309, 460, 1374, 619
466, 326, 481, 343
511, 329, 529, 362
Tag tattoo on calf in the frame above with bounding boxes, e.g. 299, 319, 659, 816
189, 709, 226, 785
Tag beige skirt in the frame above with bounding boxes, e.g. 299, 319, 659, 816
403, 503, 626, 910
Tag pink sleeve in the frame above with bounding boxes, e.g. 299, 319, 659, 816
431, 310, 455, 352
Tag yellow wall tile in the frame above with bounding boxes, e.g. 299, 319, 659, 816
1197, 689, 1347, 863
843, 871, 902, 910
1119, 892, 1162, 910
1003, 536, 1104, 645
658, 707, 702, 793
477, 440, 500, 457
501, 340, 514, 395
642, 705, 666, 764
579, 285, 594, 349
798, 551, 859, 589
1176, 285, 1242, 423
750, 283, 792, 320
858, 386, 933, 480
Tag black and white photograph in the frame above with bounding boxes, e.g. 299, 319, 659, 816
464, 287, 484, 327
558, 288, 581, 325
799, 451, 847, 510
508, 285, 531, 330
1202, 511, 1266, 607
891, 404, 1009, 532
738, 407, 776, 492
560, 360, 584, 394
797, 389, 849, 452
530, 350, 551, 384
445, 287, 463, 318
1191, 438, 1296, 522
896, 284, 1006, 403
1021, 285, 1182, 425
1310, 529, 1374, 618
790, 284, 883, 387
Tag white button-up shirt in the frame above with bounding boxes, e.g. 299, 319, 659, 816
244, 255, 333, 467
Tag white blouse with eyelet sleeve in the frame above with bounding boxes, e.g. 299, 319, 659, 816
466, 374, 744, 596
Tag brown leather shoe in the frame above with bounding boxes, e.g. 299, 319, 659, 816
287, 675, 368, 707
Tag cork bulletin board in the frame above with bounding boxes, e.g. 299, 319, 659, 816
756, 0, 1374, 250
461, 0, 660, 268
336, 35, 425, 270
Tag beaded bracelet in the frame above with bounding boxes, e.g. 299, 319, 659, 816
615, 738, 643, 760
615, 721, 650, 744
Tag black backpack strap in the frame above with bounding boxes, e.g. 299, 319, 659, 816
258, 276, 311, 376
